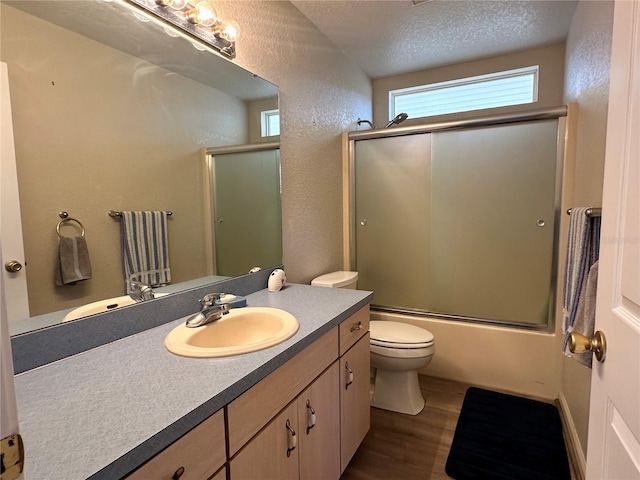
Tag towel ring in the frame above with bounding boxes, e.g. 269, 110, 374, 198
56, 217, 85, 238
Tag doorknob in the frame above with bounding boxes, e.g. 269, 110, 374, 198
569, 331, 607, 362
5, 260, 23, 273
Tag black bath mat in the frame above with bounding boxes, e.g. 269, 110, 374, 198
445, 387, 571, 480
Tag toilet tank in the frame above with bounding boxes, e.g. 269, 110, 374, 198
311, 271, 358, 289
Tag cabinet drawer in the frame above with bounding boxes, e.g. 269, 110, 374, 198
227, 327, 339, 456
126, 409, 225, 480
339, 305, 369, 356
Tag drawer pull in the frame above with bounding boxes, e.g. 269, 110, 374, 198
345, 363, 354, 390
286, 419, 297, 457
305, 399, 316, 434
350, 321, 363, 332
172, 466, 185, 479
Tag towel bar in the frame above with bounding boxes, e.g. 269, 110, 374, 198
566, 207, 601, 217
109, 210, 172, 218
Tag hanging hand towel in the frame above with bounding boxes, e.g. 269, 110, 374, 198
563, 261, 599, 367
55, 235, 92, 285
120, 211, 171, 294
562, 207, 601, 335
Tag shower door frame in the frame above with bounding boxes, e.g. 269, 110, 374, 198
204, 141, 281, 276
344, 105, 568, 331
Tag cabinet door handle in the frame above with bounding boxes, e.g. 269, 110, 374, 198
172, 466, 185, 479
345, 363, 354, 390
350, 321, 363, 332
286, 419, 297, 457
305, 399, 316, 434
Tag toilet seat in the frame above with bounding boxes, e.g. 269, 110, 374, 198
370, 321, 434, 349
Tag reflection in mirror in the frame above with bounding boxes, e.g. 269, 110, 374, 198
207, 143, 282, 277
1, 0, 280, 335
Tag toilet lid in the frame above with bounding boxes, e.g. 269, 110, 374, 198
370, 321, 434, 349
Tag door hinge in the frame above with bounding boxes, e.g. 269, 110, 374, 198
1, 434, 24, 480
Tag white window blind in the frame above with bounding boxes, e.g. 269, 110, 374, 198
389, 66, 538, 120
261, 109, 280, 137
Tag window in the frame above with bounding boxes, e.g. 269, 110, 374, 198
261, 109, 280, 137
389, 66, 538, 120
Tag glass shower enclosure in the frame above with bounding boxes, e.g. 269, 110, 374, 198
207, 143, 282, 277
349, 109, 565, 329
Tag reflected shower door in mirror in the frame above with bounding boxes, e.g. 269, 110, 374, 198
0, 1, 280, 334
206, 145, 282, 277
354, 118, 561, 328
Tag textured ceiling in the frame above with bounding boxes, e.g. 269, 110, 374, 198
290, 0, 579, 79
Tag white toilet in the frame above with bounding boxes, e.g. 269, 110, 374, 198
370, 321, 435, 415
310, 271, 436, 416
311, 270, 359, 289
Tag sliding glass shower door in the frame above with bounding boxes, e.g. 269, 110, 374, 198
211, 149, 282, 277
354, 118, 560, 327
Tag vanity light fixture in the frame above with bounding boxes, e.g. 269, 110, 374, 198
125, 0, 238, 59
213, 19, 240, 42
155, 0, 189, 10
185, 1, 217, 27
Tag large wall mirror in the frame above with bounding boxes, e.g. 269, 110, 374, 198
1, 0, 280, 335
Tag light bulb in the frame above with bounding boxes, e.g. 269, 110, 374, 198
214, 19, 240, 42
156, 0, 188, 9
186, 1, 217, 27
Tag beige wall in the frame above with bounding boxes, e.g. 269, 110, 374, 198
248, 97, 279, 144
372, 43, 566, 128
1, 4, 249, 316
214, 1, 373, 284
560, 0, 614, 461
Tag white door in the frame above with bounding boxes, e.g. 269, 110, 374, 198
0, 239, 23, 479
0, 61, 29, 322
586, 1, 640, 478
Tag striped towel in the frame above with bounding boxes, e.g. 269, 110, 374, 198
562, 207, 601, 351
120, 211, 171, 294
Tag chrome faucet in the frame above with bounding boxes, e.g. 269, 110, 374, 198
129, 281, 155, 302
185, 293, 230, 328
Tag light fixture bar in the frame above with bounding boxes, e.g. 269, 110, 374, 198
123, 0, 236, 58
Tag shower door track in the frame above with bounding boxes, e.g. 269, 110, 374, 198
345, 105, 569, 332
347, 105, 567, 141
371, 305, 552, 332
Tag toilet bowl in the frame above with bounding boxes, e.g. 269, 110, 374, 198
310, 271, 435, 415
370, 321, 435, 415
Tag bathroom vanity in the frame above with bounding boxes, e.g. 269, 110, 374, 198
13, 284, 372, 479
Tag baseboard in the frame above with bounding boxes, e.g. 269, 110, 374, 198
557, 392, 586, 480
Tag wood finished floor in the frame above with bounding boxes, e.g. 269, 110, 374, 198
341, 375, 577, 480
341, 375, 468, 480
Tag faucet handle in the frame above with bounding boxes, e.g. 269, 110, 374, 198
200, 293, 223, 308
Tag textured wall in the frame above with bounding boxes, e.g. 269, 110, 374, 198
214, 1, 373, 284
561, 0, 614, 459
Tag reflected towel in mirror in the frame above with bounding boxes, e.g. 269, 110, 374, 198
55, 236, 92, 285
120, 211, 171, 294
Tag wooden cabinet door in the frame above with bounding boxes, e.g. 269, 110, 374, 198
126, 410, 225, 480
297, 362, 340, 480
339, 333, 370, 473
230, 400, 299, 480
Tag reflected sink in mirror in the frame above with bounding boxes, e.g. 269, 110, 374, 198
164, 307, 299, 358
62, 293, 169, 322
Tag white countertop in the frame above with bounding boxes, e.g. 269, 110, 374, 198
14, 284, 372, 479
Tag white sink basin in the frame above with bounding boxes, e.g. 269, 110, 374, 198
62, 293, 168, 321
164, 307, 299, 358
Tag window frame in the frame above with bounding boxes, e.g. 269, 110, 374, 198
260, 109, 280, 137
389, 65, 539, 121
